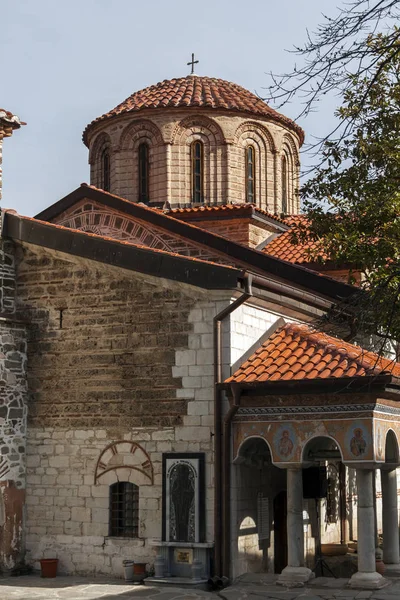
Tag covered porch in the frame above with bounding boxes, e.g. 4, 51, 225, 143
218, 323, 400, 589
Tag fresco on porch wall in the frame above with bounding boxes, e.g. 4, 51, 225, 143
373, 419, 400, 463
234, 419, 378, 465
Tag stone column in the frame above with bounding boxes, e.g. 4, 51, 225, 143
381, 467, 400, 574
349, 468, 386, 589
278, 467, 313, 585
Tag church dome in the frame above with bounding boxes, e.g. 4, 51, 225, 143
83, 76, 304, 145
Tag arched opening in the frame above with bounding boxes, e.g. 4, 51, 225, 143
100, 147, 110, 192
302, 436, 347, 574
385, 430, 399, 464
245, 145, 256, 204
232, 437, 286, 577
281, 154, 288, 214
191, 140, 203, 203
138, 142, 150, 203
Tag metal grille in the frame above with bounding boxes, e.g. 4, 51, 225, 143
109, 481, 139, 538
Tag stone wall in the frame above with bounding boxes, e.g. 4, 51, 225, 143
230, 303, 285, 374
13, 242, 239, 574
16, 245, 201, 430
175, 218, 276, 249
0, 237, 28, 570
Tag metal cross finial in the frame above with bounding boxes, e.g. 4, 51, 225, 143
187, 53, 199, 75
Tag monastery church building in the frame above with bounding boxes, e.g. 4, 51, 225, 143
2, 66, 400, 590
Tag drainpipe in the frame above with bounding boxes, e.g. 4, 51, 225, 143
222, 383, 242, 577
213, 275, 252, 576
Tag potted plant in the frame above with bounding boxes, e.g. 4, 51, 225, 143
133, 562, 147, 583
40, 557, 59, 578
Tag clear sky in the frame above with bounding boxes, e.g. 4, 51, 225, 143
2, 0, 338, 216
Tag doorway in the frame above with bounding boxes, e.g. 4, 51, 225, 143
273, 490, 287, 573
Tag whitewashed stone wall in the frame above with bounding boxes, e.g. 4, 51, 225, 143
24, 292, 232, 575
230, 303, 288, 374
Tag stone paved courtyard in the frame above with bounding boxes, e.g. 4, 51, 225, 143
2, 574, 400, 600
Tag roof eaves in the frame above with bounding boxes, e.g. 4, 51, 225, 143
34, 185, 357, 303
218, 373, 394, 395
2, 212, 243, 291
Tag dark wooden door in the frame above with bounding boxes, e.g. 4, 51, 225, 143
273, 490, 287, 574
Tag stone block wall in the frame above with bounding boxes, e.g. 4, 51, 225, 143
177, 217, 276, 249
0, 238, 16, 314
0, 237, 28, 570
229, 303, 284, 374
12, 242, 239, 574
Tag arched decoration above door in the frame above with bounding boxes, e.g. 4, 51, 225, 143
94, 441, 153, 484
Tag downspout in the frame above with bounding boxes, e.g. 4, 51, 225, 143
213, 275, 252, 576
222, 383, 242, 577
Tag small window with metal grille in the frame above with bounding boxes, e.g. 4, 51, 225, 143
109, 481, 139, 538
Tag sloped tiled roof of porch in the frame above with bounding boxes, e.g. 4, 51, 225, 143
225, 323, 400, 384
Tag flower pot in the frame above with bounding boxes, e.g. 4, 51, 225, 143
376, 559, 386, 576
133, 562, 147, 583
40, 558, 58, 578
321, 543, 348, 556
133, 562, 146, 575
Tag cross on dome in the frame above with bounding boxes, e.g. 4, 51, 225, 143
187, 53, 199, 75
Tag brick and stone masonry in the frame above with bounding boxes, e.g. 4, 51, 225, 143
0, 237, 28, 570
3, 240, 280, 576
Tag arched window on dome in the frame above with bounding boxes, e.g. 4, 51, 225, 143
101, 147, 111, 192
245, 145, 256, 204
191, 141, 203, 203
138, 142, 150, 203
281, 154, 288, 214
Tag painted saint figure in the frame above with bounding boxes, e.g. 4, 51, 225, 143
278, 430, 294, 458
350, 428, 367, 457
169, 462, 195, 542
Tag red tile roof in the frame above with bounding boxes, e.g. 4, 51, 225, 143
262, 215, 330, 264
263, 229, 326, 264
162, 204, 288, 227
226, 323, 400, 383
0, 109, 25, 134
6, 211, 239, 271
83, 76, 304, 145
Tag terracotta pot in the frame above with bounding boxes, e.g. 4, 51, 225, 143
40, 558, 58, 578
133, 562, 147, 575
321, 543, 348, 556
376, 559, 386, 576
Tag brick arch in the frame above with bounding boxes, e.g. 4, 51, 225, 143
281, 133, 300, 166
233, 121, 276, 154
119, 119, 164, 150
57, 208, 174, 251
171, 115, 226, 146
117, 119, 165, 204
89, 132, 111, 166
232, 121, 277, 211
94, 440, 154, 485
280, 137, 299, 214
170, 115, 226, 205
